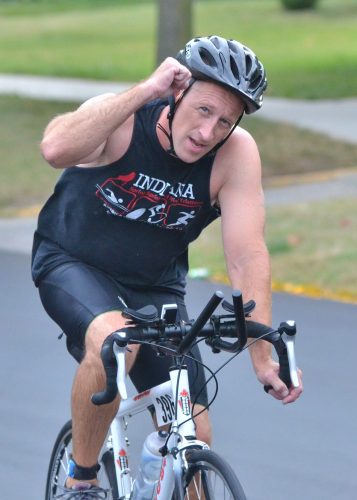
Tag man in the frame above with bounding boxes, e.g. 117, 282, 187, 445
33, 35, 302, 497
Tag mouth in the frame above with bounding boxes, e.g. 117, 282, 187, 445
188, 137, 208, 153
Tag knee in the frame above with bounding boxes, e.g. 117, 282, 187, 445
81, 349, 106, 381
194, 410, 212, 446
84, 311, 126, 357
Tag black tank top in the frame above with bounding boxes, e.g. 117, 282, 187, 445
32, 99, 220, 293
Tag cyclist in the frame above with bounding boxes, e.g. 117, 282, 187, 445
32, 35, 303, 497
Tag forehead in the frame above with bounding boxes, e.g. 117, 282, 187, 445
185, 80, 244, 116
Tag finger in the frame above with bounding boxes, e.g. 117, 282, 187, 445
282, 369, 303, 404
267, 386, 289, 401
175, 67, 189, 79
282, 385, 303, 404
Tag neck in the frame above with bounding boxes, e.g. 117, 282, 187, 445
156, 105, 171, 149
157, 105, 179, 159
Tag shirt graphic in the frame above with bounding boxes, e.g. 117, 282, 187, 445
95, 171, 203, 230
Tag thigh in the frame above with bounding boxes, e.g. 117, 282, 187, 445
38, 262, 127, 362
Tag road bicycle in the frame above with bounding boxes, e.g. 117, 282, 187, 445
45, 289, 299, 499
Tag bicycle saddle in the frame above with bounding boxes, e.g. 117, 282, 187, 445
122, 305, 160, 324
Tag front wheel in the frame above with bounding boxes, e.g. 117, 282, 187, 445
45, 420, 119, 499
177, 449, 247, 500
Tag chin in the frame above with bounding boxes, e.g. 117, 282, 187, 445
175, 148, 205, 164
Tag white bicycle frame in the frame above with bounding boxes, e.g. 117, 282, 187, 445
107, 343, 209, 499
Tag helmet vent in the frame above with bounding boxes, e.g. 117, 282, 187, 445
245, 54, 253, 75
249, 68, 262, 91
198, 47, 217, 68
229, 56, 240, 82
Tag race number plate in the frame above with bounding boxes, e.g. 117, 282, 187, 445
153, 392, 176, 427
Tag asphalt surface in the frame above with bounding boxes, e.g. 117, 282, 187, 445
1, 249, 357, 500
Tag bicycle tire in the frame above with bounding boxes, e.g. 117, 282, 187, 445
45, 420, 119, 499
175, 449, 247, 500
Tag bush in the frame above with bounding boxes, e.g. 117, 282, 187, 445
281, 0, 318, 9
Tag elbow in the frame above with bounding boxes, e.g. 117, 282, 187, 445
40, 137, 67, 169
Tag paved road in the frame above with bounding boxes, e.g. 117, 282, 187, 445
1, 249, 357, 500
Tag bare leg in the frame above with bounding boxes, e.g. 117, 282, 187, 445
66, 311, 139, 488
194, 405, 212, 446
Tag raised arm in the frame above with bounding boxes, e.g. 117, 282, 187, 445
40, 57, 192, 169
216, 128, 302, 404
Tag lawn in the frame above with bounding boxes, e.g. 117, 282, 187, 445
0, 0, 356, 98
189, 198, 357, 303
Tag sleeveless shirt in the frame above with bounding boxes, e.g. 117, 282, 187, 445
32, 99, 220, 294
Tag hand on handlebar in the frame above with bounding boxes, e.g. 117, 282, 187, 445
257, 359, 303, 405
91, 291, 303, 407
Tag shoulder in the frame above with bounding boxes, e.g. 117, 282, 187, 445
219, 126, 260, 170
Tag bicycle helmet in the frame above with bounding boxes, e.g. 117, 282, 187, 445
176, 35, 267, 114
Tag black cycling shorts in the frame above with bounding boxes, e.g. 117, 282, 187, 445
38, 261, 208, 407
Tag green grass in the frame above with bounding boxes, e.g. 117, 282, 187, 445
243, 117, 357, 178
189, 198, 357, 302
0, 97, 69, 210
0, 0, 356, 98
268, 197, 357, 302
0, 0, 149, 15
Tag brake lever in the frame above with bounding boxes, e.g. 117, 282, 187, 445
280, 321, 299, 388
264, 320, 299, 393
114, 342, 128, 400
91, 330, 129, 406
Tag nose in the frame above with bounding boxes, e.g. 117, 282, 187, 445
198, 118, 217, 143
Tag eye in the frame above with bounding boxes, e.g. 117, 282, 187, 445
199, 106, 210, 114
220, 118, 232, 129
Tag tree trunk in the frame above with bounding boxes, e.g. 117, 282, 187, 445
156, 0, 193, 64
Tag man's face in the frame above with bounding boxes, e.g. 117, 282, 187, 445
171, 80, 245, 163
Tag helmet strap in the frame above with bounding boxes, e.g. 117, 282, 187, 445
206, 111, 244, 156
157, 79, 196, 158
156, 94, 178, 157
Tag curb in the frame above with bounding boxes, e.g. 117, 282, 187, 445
262, 166, 357, 189
205, 273, 357, 305
271, 281, 357, 305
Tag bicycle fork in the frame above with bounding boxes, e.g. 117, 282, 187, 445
154, 363, 209, 500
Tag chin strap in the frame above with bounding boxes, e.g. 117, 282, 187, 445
157, 80, 196, 158
156, 95, 176, 157
206, 112, 244, 157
